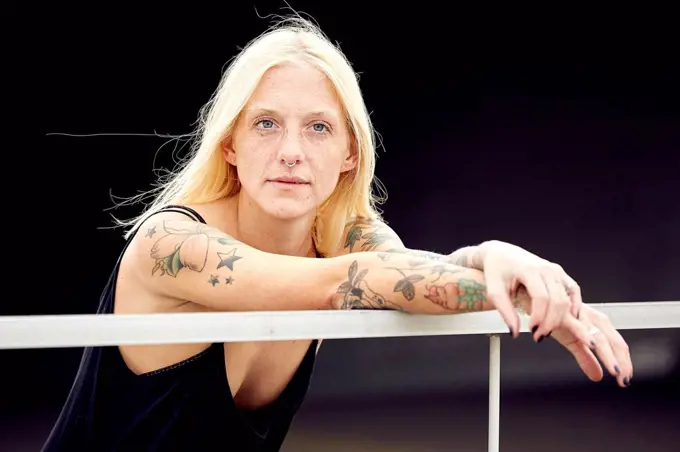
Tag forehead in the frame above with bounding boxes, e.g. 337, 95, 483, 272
245, 62, 343, 118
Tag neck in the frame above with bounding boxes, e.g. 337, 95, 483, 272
233, 192, 317, 257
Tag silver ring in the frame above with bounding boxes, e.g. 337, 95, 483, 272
587, 326, 601, 336
284, 160, 297, 168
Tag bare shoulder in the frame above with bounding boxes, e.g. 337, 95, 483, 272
332, 216, 406, 257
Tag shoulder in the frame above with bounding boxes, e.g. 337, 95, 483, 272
123, 201, 234, 266
331, 216, 406, 257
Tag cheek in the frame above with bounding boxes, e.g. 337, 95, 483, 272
235, 141, 273, 177
310, 155, 344, 194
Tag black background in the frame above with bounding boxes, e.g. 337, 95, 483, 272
5, 2, 679, 450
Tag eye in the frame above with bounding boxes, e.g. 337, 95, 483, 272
255, 119, 276, 129
311, 122, 329, 133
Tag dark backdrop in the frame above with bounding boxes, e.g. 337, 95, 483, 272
6, 2, 680, 451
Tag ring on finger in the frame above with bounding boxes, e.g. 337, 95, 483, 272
588, 326, 601, 336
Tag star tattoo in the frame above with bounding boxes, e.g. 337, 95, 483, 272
216, 249, 242, 271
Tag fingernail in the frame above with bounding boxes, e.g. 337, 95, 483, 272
531, 325, 538, 335
546, 332, 552, 338
623, 376, 631, 387
614, 365, 621, 375
508, 326, 514, 336
589, 340, 596, 348
537, 335, 545, 343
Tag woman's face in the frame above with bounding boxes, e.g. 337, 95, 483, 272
225, 62, 356, 220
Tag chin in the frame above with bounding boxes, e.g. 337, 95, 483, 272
260, 197, 318, 221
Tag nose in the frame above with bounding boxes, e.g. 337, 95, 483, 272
276, 133, 305, 168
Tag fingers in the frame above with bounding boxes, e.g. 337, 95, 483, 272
561, 273, 583, 319
563, 340, 604, 382
514, 269, 550, 338
517, 264, 580, 342
535, 270, 571, 341
561, 315, 596, 349
595, 314, 633, 387
485, 273, 520, 338
551, 310, 633, 388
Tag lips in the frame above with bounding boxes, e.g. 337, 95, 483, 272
269, 176, 309, 184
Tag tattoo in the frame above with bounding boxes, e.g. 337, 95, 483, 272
335, 261, 402, 310
225, 276, 234, 285
149, 220, 243, 280
383, 248, 449, 263
216, 249, 242, 271
451, 253, 468, 267
334, 256, 475, 312
391, 268, 424, 301
343, 220, 457, 274
387, 260, 465, 300
424, 280, 487, 312
338, 219, 486, 312
343, 219, 401, 252
377, 252, 391, 261
145, 226, 157, 238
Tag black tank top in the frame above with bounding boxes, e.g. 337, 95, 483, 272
43, 205, 319, 452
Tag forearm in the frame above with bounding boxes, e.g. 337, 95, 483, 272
328, 251, 498, 314
383, 245, 484, 269
339, 217, 487, 270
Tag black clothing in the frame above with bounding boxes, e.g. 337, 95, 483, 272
43, 205, 317, 451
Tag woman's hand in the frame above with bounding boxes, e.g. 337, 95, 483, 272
550, 304, 634, 388
513, 286, 633, 387
477, 240, 582, 339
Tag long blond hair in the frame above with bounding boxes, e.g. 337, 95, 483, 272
115, 16, 386, 256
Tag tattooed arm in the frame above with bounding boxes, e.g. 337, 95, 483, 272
336, 217, 485, 269
125, 212, 340, 311
329, 217, 528, 325
125, 212, 521, 319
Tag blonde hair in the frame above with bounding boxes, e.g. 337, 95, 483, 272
115, 16, 385, 256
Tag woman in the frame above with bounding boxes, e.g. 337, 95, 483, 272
43, 17, 632, 452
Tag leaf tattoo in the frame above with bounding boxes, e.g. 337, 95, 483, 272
336, 261, 400, 310
393, 274, 425, 301
343, 226, 363, 252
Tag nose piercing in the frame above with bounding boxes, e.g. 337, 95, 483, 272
283, 160, 298, 168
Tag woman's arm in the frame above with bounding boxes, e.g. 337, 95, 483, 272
336, 217, 482, 266
124, 212, 511, 318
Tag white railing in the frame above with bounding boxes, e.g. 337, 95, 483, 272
1, 301, 678, 451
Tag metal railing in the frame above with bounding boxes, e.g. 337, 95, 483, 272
1, 301, 678, 451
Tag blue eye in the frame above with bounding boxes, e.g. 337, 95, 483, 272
312, 123, 328, 133
257, 119, 275, 129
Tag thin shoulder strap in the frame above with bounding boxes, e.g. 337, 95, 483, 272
158, 204, 207, 224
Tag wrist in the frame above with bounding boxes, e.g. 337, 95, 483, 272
449, 245, 484, 270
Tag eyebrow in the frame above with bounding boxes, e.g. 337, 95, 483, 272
245, 106, 339, 121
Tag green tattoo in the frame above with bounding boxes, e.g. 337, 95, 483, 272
343, 219, 401, 252
424, 279, 487, 312
149, 220, 244, 283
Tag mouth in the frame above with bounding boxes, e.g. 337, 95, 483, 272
268, 177, 310, 185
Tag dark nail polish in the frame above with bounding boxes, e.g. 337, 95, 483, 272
508, 326, 514, 336
546, 332, 552, 338
531, 325, 538, 335
590, 340, 596, 348
537, 335, 545, 343
614, 365, 621, 375
623, 377, 631, 387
